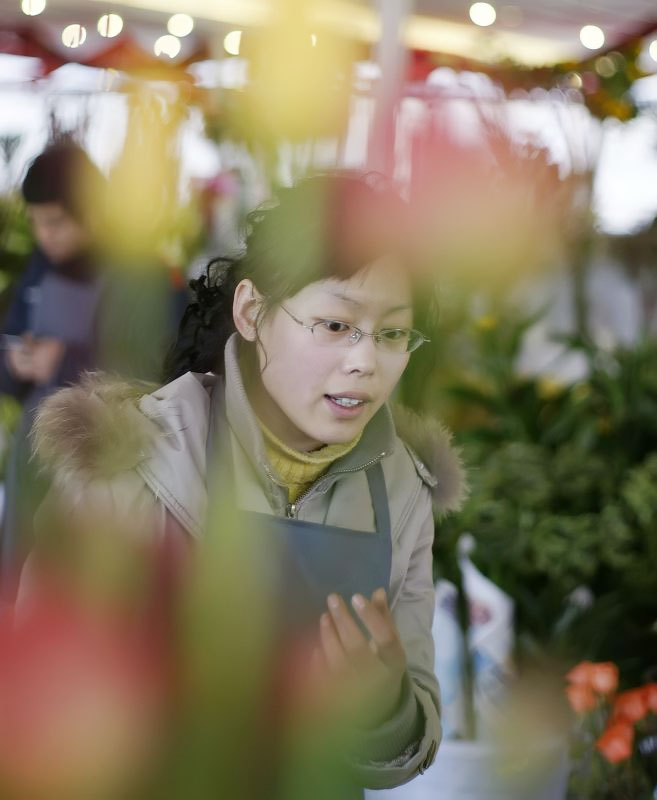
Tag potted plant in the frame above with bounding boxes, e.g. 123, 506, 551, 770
566, 661, 657, 799
371, 302, 657, 799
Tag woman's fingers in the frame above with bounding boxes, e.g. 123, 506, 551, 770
351, 590, 405, 670
320, 591, 405, 678
319, 611, 350, 673
325, 594, 374, 672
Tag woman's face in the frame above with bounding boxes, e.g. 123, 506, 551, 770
245, 255, 414, 451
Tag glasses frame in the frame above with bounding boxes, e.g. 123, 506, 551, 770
279, 305, 430, 354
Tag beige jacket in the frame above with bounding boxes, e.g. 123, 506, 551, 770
31, 334, 466, 789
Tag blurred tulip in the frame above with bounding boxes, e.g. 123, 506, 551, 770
612, 688, 648, 723
596, 721, 634, 764
588, 662, 619, 695
565, 660, 595, 686
237, 0, 355, 143
566, 682, 597, 713
565, 660, 618, 695
642, 683, 657, 714
0, 588, 166, 798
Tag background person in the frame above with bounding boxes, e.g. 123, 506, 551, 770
0, 141, 105, 588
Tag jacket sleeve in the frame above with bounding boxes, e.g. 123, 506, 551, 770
349, 486, 441, 789
0, 254, 44, 399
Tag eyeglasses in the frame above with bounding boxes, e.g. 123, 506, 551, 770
279, 305, 430, 354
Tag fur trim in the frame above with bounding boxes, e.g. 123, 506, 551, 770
391, 403, 468, 517
32, 374, 468, 518
31, 372, 157, 490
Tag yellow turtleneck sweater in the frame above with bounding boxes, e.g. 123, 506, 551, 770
259, 420, 362, 503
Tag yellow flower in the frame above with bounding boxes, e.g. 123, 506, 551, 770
537, 376, 564, 400
474, 315, 498, 332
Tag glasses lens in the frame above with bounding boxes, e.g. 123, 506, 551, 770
378, 328, 411, 353
405, 330, 428, 353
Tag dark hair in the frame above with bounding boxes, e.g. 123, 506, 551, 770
21, 141, 105, 225
163, 172, 439, 382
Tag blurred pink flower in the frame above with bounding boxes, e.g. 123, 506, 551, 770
0, 588, 167, 798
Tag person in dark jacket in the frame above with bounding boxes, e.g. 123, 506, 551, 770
0, 141, 105, 589
0, 141, 190, 591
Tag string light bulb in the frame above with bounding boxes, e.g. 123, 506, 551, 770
21, 0, 46, 15
97, 13, 123, 38
62, 24, 87, 48
167, 13, 194, 37
154, 34, 181, 59
580, 25, 605, 50
469, 3, 496, 27
223, 30, 242, 56
649, 40, 657, 63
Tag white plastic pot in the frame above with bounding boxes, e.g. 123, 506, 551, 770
366, 737, 569, 800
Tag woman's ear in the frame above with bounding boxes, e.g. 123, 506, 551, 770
233, 279, 261, 341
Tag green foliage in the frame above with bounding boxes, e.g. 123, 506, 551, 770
0, 193, 33, 317
0, 394, 21, 478
431, 309, 657, 682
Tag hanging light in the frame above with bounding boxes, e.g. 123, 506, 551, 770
580, 25, 605, 50
97, 13, 123, 38
21, 0, 46, 15
310, 33, 317, 47
223, 30, 242, 56
167, 13, 194, 37
469, 3, 496, 27
62, 24, 87, 48
154, 34, 181, 59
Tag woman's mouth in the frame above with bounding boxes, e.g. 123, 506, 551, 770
325, 394, 368, 417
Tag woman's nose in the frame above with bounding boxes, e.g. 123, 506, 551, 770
341, 334, 378, 375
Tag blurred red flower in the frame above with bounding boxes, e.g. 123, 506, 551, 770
595, 721, 634, 764
565, 660, 618, 695
0, 588, 167, 798
566, 660, 657, 773
642, 683, 657, 714
566, 682, 597, 713
612, 688, 648, 724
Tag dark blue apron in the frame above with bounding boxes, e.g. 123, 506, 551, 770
206, 382, 393, 798
206, 382, 392, 625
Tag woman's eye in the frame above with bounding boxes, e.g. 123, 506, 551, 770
320, 320, 350, 334
381, 328, 409, 341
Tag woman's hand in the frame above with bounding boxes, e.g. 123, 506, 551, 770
314, 588, 407, 729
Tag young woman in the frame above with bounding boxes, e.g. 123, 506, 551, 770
28, 173, 466, 795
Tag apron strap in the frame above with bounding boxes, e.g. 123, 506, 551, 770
365, 463, 391, 544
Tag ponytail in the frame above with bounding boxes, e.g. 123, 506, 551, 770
162, 258, 239, 382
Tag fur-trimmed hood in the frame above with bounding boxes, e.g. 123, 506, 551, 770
391, 404, 467, 517
33, 371, 467, 520
32, 373, 157, 493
